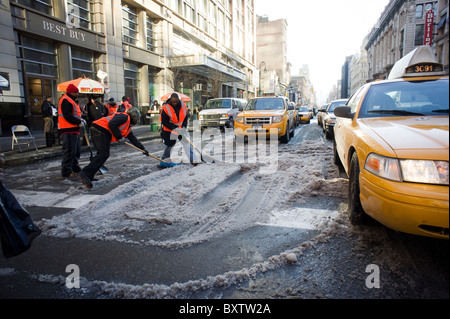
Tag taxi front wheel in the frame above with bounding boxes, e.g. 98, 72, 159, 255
348, 152, 368, 225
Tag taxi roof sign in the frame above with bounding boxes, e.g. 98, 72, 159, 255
388, 45, 445, 80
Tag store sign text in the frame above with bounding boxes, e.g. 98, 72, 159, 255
42, 20, 86, 42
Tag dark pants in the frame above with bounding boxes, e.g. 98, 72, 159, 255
80, 129, 110, 181
161, 130, 196, 163
61, 133, 81, 177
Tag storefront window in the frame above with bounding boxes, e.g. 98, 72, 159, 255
20, 36, 57, 77
17, 0, 53, 15
72, 48, 95, 79
66, 0, 92, 30
124, 61, 139, 105
415, 24, 425, 46
122, 4, 138, 46
415, 4, 423, 19
146, 16, 156, 52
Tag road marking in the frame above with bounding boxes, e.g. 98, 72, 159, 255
11, 190, 101, 209
257, 208, 337, 230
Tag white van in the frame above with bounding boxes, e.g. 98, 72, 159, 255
199, 98, 247, 130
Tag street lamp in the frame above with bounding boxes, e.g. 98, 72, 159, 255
258, 61, 267, 97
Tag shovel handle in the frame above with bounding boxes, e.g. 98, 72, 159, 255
124, 142, 168, 164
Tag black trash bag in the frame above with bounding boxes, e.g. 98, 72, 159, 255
0, 181, 41, 258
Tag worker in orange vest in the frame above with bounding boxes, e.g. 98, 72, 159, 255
118, 96, 133, 112
58, 84, 85, 178
160, 93, 197, 165
79, 107, 149, 189
105, 97, 117, 116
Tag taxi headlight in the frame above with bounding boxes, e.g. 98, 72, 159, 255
273, 116, 282, 123
236, 117, 244, 124
400, 160, 449, 185
365, 154, 449, 185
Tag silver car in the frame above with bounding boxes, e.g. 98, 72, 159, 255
199, 98, 247, 130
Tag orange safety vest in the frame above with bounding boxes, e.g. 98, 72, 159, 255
122, 101, 133, 112
58, 94, 81, 129
93, 113, 131, 142
160, 102, 188, 133
106, 104, 117, 116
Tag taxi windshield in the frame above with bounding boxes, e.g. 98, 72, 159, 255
359, 79, 449, 118
246, 98, 285, 111
297, 107, 309, 112
204, 99, 231, 109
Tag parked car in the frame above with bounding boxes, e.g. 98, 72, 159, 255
290, 102, 298, 126
296, 106, 311, 124
317, 104, 328, 127
322, 99, 348, 139
333, 45, 449, 239
235, 96, 295, 143
199, 98, 247, 130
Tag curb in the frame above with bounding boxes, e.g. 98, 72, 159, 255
3, 133, 161, 168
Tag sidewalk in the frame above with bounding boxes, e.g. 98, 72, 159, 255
1, 125, 161, 168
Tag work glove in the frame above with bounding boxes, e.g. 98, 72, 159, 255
143, 150, 149, 157
118, 138, 126, 144
79, 119, 87, 128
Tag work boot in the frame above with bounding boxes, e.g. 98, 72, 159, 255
79, 170, 93, 189
72, 164, 81, 173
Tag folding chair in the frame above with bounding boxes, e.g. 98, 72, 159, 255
11, 125, 38, 152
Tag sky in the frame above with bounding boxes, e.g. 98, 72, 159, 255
254, 0, 390, 104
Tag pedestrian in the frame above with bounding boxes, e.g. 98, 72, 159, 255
105, 97, 117, 116
79, 107, 149, 189
160, 93, 196, 164
58, 84, 85, 178
152, 100, 161, 112
41, 96, 56, 147
118, 96, 133, 112
86, 95, 108, 127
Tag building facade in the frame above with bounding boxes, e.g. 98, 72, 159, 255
256, 15, 290, 97
0, 0, 256, 135
350, 38, 369, 96
289, 65, 315, 107
365, 0, 449, 81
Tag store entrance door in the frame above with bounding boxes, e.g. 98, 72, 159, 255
26, 77, 56, 131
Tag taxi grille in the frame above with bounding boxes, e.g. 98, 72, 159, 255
245, 117, 272, 125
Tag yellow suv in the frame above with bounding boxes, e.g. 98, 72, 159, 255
333, 45, 449, 239
234, 96, 296, 143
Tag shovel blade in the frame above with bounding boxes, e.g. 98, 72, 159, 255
99, 166, 108, 174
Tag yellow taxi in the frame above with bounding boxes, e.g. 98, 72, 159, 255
296, 106, 311, 124
235, 96, 296, 143
333, 45, 449, 239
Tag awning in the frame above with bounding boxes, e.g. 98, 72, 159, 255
168, 54, 247, 83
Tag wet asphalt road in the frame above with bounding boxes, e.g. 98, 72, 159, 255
0, 120, 448, 303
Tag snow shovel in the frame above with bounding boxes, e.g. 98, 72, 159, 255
124, 142, 175, 167
82, 125, 108, 174
182, 134, 215, 164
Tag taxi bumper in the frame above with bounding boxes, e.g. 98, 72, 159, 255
234, 122, 286, 137
360, 173, 449, 239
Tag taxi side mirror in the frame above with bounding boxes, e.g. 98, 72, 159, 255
288, 104, 295, 110
334, 106, 354, 119
239, 107, 244, 112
